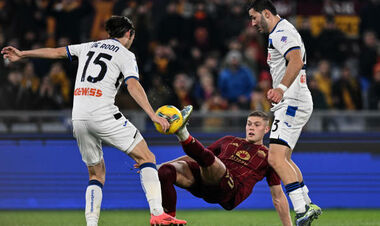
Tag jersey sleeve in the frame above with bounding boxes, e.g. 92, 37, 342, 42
66, 42, 88, 61
119, 51, 140, 82
271, 29, 301, 58
265, 167, 281, 186
207, 136, 234, 156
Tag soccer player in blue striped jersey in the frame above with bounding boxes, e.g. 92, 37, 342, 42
2, 16, 186, 226
248, 1, 322, 225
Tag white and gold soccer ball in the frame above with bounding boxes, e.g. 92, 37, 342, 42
154, 105, 183, 134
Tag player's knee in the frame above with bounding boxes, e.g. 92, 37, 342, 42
158, 164, 176, 184
268, 153, 280, 168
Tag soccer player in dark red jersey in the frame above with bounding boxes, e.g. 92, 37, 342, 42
159, 106, 292, 226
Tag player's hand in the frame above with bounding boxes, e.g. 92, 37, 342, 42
1, 46, 22, 62
151, 114, 170, 133
267, 88, 284, 104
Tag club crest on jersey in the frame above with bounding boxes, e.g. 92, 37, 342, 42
281, 36, 287, 43
236, 150, 251, 161
231, 143, 239, 147
257, 150, 267, 159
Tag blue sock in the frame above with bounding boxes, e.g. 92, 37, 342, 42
285, 181, 301, 194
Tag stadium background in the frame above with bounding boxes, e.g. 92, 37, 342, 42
0, 0, 380, 224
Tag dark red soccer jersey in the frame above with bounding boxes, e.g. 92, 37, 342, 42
207, 136, 281, 209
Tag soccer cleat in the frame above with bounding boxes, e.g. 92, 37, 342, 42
294, 205, 319, 226
174, 105, 193, 134
150, 212, 187, 226
309, 202, 322, 219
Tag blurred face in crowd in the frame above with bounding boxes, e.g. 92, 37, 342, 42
245, 116, 269, 144
248, 8, 269, 33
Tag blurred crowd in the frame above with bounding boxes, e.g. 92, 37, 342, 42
1, 0, 380, 112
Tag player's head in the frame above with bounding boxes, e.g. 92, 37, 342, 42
105, 16, 135, 48
245, 110, 270, 144
248, 0, 277, 33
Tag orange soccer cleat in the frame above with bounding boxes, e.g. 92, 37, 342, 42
150, 212, 187, 226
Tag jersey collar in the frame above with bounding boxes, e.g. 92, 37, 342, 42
110, 38, 120, 43
269, 18, 284, 35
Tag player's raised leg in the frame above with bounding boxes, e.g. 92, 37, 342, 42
85, 160, 105, 226
174, 105, 226, 184
128, 137, 187, 225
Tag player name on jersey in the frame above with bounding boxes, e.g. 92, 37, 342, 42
90, 42, 120, 53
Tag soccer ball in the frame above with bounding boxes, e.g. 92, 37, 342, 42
154, 105, 183, 134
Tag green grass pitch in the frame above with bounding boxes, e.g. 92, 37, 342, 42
0, 209, 379, 226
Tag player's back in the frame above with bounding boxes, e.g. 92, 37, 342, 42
67, 39, 139, 121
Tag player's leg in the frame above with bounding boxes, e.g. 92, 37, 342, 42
73, 120, 105, 226
95, 115, 186, 225
158, 161, 195, 217
268, 106, 309, 215
175, 105, 227, 184
86, 160, 105, 226
286, 150, 312, 205
128, 136, 187, 225
128, 137, 163, 216
268, 144, 306, 212
269, 105, 320, 225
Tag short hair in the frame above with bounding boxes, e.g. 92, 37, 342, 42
105, 16, 135, 38
247, 0, 277, 15
248, 110, 270, 122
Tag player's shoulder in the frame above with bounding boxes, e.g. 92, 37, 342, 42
270, 19, 298, 37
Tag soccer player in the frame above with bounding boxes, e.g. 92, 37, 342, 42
247, 1, 322, 225
1, 16, 186, 226
158, 106, 292, 226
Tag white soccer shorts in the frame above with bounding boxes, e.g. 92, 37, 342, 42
269, 102, 313, 150
72, 113, 143, 166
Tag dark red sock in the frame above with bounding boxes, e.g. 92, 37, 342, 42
181, 136, 215, 167
158, 164, 177, 216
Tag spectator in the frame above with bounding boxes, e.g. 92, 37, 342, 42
359, 30, 378, 82
313, 60, 334, 108
21, 62, 40, 95
36, 76, 63, 110
316, 16, 347, 64
147, 76, 171, 110
0, 70, 25, 110
218, 50, 256, 109
193, 66, 217, 110
170, 73, 197, 109
368, 63, 380, 109
308, 76, 328, 110
250, 87, 271, 112
47, 62, 71, 106
332, 66, 362, 110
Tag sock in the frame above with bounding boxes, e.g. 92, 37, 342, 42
300, 181, 312, 205
85, 180, 103, 226
139, 163, 164, 216
158, 164, 177, 217
175, 125, 190, 142
285, 182, 306, 213
181, 135, 215, 167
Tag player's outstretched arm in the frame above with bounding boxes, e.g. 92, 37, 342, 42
270, 185, 292, 226
1, 46, 67, 62
126, 78, 170, 132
